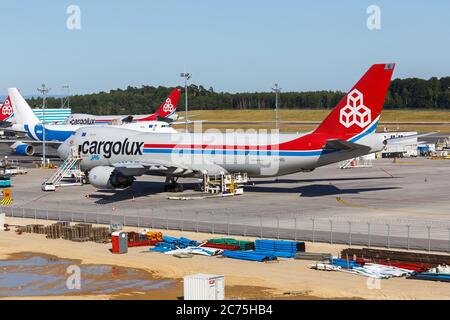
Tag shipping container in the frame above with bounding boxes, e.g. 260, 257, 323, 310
184, 274, 225, 300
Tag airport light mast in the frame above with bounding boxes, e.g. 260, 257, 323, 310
37, 84, 51, 166
272, 83, 282, 130
180, 72, 192, 132
61, 85, 70, 108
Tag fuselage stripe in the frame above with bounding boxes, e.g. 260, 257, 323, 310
142, 148, 333, 156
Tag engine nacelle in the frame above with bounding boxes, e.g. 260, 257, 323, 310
88, 166, 134, 189
13, 143, 34, 156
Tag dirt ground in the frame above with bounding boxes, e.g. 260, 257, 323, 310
1, 217, 449, 300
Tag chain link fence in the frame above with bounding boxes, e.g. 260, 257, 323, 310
3, 204, 450, 253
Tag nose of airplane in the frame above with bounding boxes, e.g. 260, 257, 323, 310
57, 138, 73, 159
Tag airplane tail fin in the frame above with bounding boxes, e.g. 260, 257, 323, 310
313, 63, 395, 138
8, 88, 40, 125
136, 89, 181, 122
0, 96, 14, 121
154, 88, 181, 118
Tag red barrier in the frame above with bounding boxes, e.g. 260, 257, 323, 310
200, 242, 241, 251
127, 240, 160, 248
377, 261, 430, 272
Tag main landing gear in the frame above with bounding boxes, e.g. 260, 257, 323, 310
164, 176, 184, 193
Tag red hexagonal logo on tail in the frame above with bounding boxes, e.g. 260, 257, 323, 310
162, 98, 175, 113
339, 89, 371, 128
1, 97, 13, 116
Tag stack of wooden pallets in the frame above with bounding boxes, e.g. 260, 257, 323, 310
62, 226, 80, 240
45, 223, 64, 239
72, 223, 92, 242
25, 224, 46, 234
22, 222, 110, 243
91, 227, 110, 242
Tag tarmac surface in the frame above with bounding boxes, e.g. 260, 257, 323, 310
1, 141, 450, 252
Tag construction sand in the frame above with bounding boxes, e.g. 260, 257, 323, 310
1, 217, 449, 300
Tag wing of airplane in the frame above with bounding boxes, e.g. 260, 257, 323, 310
0, 139, 62, 156
89, 159, 201, 189
111, 159, 194, 176
385, 132, 435, 145
89, 157, 231, 190
0, 139, 62, 146
324, 139, 371, 151
170, 120, 205, 125
156, 115, 174, 123
0, 126, 26, 133
112, 161, 169, 176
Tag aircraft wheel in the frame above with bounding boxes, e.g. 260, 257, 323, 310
164, 183, 184, 192
175, 184, 184, 193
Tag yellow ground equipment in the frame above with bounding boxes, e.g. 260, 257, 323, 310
1, 188, 12, 205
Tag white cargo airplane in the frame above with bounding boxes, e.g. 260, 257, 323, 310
2, 88, 179, 156
58, 64, 395, 192
1, 89, 181, 125
62, 89, 181, 125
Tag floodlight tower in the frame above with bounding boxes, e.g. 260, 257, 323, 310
62, 85, 70, 108
37, 84, 51, 166
272, 84, 282, 130
180, 72, 192, 132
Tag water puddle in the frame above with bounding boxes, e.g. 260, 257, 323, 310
0, 252, 177, 298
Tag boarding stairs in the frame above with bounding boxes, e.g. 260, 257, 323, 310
44, 148, 83, 187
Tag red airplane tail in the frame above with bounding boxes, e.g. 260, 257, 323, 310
0, 96, 14, 121
313, 63, 395, 138
139, 88, 181, 121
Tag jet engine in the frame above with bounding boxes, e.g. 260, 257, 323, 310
11, 143, 34, 156
88, 166, 135, 189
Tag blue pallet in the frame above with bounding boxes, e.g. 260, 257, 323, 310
331, 258, 361, 269
273, 251, 296, 258
255, 240, 303, 257
150, 242, 178, 253
409, 273, 450, 282
253, 250, 296, 258
179, 237, 200, 246
160, 236, 200, 248
162, 236, 179, 243
223, 250, 275, 262
150, 246, 174, 253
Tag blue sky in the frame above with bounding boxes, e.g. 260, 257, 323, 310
1, 1, 449, 96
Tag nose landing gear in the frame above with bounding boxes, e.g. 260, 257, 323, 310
164, 176, 184, 193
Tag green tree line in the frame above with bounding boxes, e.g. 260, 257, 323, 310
27, 77, 450, 115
